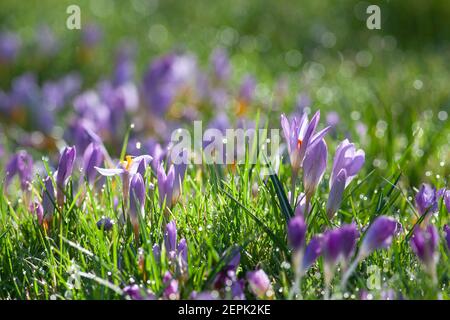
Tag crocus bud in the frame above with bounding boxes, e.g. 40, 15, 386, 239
177, 238, 188, 274
5, 150, 33, 192
415, 183, 438, 216
444, 225, 450, 250
42, 176, 56, 226
326, 168, 347, 219
322, 228, 342, 284
247, 269, 273, 299
157, 163, 175, 209
129, 173, 145, 236
288, 215, 306, 251
56, 146, 76, 207
339, 222, 359, 263
82, 143, 104, 186
359, 216, 400, 259
164, 220, 177, 260
410, 224, 439, 277
303, 138, 327, 198
301, 234, 323, 274
29, 201, 43, 225
329, 139, 365, 188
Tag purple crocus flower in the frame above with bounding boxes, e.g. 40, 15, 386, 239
157, 162, 175, 209
330, 139, 365, 188
177, 238, 188, 274
288, 215, 306, 251
301, 235, 323, 273
164, 220, 177, 260
82, 142, 104, 186
415, 183, 438, 216
327, 139, 365, 219
29, 201, 44, 225
211, 48, 231, 81
339, 223, 360, 264
444, 225, 450, 250
56, 146, 76, 207
129, 173, 145, 237
247, 269, 273, 299
303, 138, 327, 201
322, 228, 343, 286
410, 224, 439, 277
238, 74, 256, 105
123, 284, 155, 300
82, 24, 102, 48
280, 111, 330, 174
42, 176, 56, 226
163, 271, 179, 300
0, 31, 21, 62
326, 168, 347, 219
5, 150, 33, 192
359, 216, 400, 259
95, 154, 152, 205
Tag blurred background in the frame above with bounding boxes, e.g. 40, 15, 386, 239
0, 0, 449, 186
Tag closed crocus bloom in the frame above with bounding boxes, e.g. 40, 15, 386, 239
165, 220, 177, 260
326, 168, 347, 219
322, 228, 342, 286
280, 111, 330, 174
152, 244, 161, 263
359, 216, 400, 259
5, 150, 33, 192
129, 173, 145, 237
444, 225, 450, 250
247, 269, 273, 299
177, 238, 188, 274
410, 224, 439, 278
82, 143, 104, 186
415, 183, 438, 216
157, 163, 175, 209
288, 215, 306, 251
96, 217, 114, 231
301, 235, 323, 274
56, 146, 76, 207
42, 176, 56, 227
29, 201, 44, 225
329, 139, 365, 188
339, 223, 359, 265
303, 138, 327, 199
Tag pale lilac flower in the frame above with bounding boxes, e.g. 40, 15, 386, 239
415, 183, 438, 216
329, 139, 365, 188
5, 150, 33, 192
56, 146, 76, 207
0, 31, 21, 62
288, 215, 306, 251
211, 48, 231, 81
129, 173, 145, 237
157, 162, 175, 208
42, 176, 56, 225
442, 189, 450, 213
326, 168, 347, 219
280, 111, 330, 174
359, 216, 400, 259
410, 224, 439, 277
29, 201, 44, 225
177, 238, 188, 274
303, 138, 327, 199
247, 269, 272, 299
82, 142, 104, 186
152, 244, 161, 263
164, 220, 177, 260
301, 235, 323, 273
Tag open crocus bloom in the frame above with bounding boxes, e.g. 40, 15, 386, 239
95, 154, 152, 177
280, 111, 330, 173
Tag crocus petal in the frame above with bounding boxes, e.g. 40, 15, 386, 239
95, 167, 124, 177
326, 169, 347, 219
